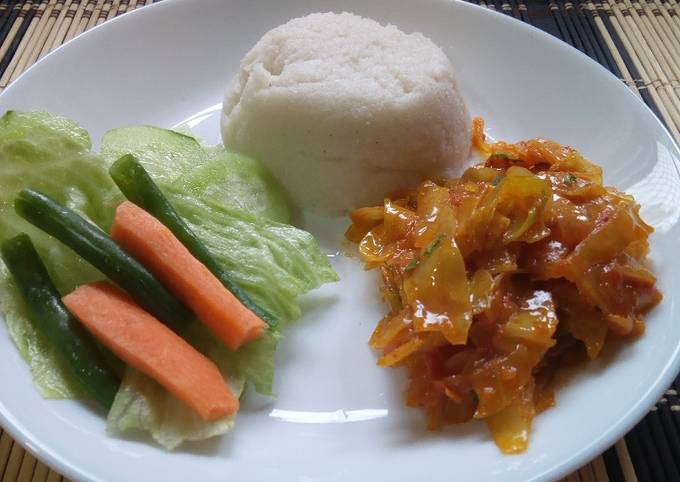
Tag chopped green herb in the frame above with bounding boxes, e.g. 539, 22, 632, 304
405, 257, 419, 271
491, 175, 503, 186
425, 234, 447, 255
489, 152, 522, 165
564, 172, 577, 185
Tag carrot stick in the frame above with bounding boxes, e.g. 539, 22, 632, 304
63, 282, 239, 421
110, 201, 265, 350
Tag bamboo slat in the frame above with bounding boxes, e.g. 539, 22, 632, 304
592, 456, 611, 482
602, 1, 680, 138
85, 0, 103, 30
29, 462, 48, 482
0, 1, 44, 86
18, 0, 53, 68
0, 2, 33, 64
616, 439, 640, 482
16, 452, 37, 482
63, 0, 87, 43
585, 1, 641, 96
104, 0, 120, 21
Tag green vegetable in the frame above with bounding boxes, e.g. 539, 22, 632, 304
0, 111, 339, 448
100, 123, 337, 446
166, 186, 339, 326
564, 172, 577, 185
109, 155, 277, 328
15, 188, 191, 332
100, 125, 207, 184
174, 146, 291, 223
404, 257, 420, 271
0, 111, 120, 232
107, 191, 339, 446
220, 329, 281, 396
0, 111, 118, 398
1, 234, 120, 409
425, 234, 447, 255
101, 126, 290, 223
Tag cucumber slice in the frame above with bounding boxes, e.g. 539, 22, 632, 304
100, 125, 206, 184
174, 147, 291, 224
101, 125, 291, 223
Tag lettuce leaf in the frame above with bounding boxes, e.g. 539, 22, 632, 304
220, 330, 281, 397
165, 187, 338, 325
107, 368, 242, 450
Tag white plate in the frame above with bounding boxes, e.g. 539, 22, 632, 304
1, 1, 679, 481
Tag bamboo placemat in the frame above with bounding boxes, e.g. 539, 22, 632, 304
0, 1, 679, 481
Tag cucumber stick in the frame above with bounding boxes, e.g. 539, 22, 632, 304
1, 234, 120, 409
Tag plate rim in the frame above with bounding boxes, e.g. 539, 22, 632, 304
0, 1, 679, 481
